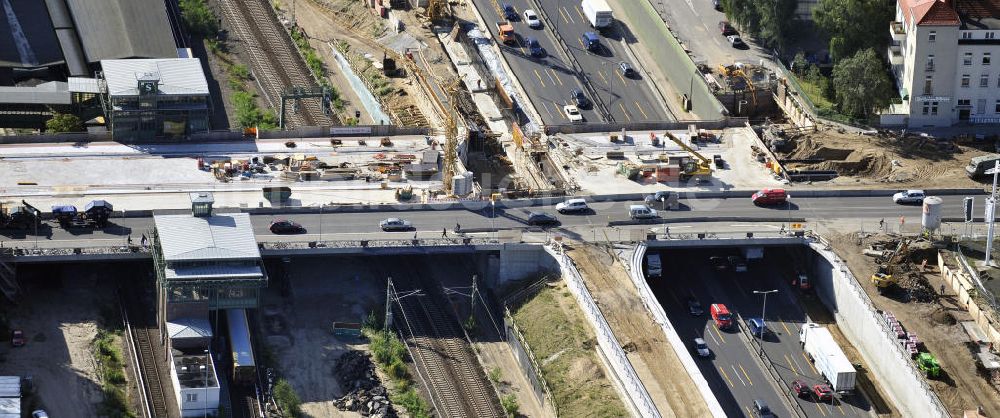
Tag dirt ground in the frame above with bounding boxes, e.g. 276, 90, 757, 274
826, 232, 1000, 417
567, 243, 711, 418
778, 127, 993, 188
0, 275, 108, 417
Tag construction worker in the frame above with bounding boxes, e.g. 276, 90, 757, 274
442, 228, 447, 238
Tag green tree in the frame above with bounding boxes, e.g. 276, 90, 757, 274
46, 113, 83, 132
723, 0, 798, 50
832, 49, 893, 118
813, 0, 894, 62
179, 0, 218, 37
792, 52, 809, 75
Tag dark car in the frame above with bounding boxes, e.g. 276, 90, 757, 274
719, 21, 737, 36
571, 89, 591, 108
526, 37, 544, 57
502, 2, 518, 20
619, 61, 636, 77
792, 379, 810, 398
746, 317, 770, 338
269, 220, 306, 234
728, 255, 747, 272
11, 329, 25, 347
709, 256, 728, 271
712, 0, 722, 10
813, 384, 833, 402
527, 212, 559, 226
687, 298, 704, 316
727, 35, 747, 49
582, 31, 601, 51
752, 399, 776, 418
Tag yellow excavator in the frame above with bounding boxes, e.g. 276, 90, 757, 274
663, 131, 713, 181
872, 239, 909, 293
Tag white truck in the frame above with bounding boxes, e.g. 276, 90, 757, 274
646, 253, 662, 278
581, 0, 613, 29
800, 323, 857, 392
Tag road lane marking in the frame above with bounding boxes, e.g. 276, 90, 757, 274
617, 71, 627, 84
635, 101, 649, 119
598, 70, 608, 84
712, 325, 726, 343
718, 366, 734, 388
578, 38, 585, 48
545, 69, 559, 86
837, 404, 846, 415
548, 102, 563, 120
558, 7, 571, 24
730, 365, 746, 386
779, 316, 791, 335
802, 352, 819, 374
738, 363, 753, 386
533, 69, 546, 88
744, 406, 754, 417
548, 69, 564, 86
575, 5, 585, 22
619, 103, 632, 121
784, 353, 799, 375
815, 402, 828, 416
706, 328, 720, 345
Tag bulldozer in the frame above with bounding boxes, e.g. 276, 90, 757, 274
663, 131, 712, 182
872, 239, 909, 294
916, 352, 942, 378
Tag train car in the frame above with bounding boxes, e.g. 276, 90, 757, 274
226, 309, 256, 384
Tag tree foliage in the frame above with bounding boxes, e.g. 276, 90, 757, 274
723, 0, 799, 50
813, 0, 894, 62
832, 49, 893, 118
179, 0, 218, 37
46, 113, 83, 133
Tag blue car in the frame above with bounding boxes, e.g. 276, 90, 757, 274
526, 37, 544, 57
502, 2, 518, 20
746, 317, 770, 338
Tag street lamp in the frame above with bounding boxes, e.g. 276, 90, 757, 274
203, 348, 209, 418
983, 161, 999, 266
753, 289, 778, 352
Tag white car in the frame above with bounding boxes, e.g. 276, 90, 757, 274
379, 218, 413, 231
32, 411, 49, 418
555, 198, 589, 213
524, 9, 541, 28
563, 105, 584, 123
693, 338, 710, 357
892, 189, 925, 204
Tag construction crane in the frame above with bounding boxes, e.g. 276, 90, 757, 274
442, 79, 461, 194
663, 131, 713, 182
872, 239, 910, 293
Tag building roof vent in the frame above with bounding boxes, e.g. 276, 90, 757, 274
190, 192, 214, 217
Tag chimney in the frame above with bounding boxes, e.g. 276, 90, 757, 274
189, 192, 214, 217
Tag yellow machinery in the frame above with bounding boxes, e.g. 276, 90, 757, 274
663, 131, 713, 181
872, 240, 909, 293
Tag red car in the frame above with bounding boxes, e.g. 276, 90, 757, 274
751, 188, 787, 205
813, 384, 833, 402
792, 380, 810, 398
11, 329, 25, 347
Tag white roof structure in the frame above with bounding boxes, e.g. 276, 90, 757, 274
154, 213, 260, 262
167, 317, 213, 340
101, 58, 209, 97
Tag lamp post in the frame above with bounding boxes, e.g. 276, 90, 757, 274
984, 161, 999, 266
753, 289, 778, 353
203, 348, 209, 418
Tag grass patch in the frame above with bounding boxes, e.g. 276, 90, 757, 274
289, 27, 344, 111
511, 283, 628, 417
795, 77, 835, 112
92, 329, 135, 418
500, 394, 520, 418
273, 379, 302, 417
362, 316, 431, 418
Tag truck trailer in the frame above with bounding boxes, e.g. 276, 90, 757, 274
581, 0, 613, 29
800, 323, 857, 392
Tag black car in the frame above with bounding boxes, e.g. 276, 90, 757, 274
527, 212, 559, 226
619, 61, 636, 77
709, 256, 728, 271
571, 89, 591, 108
270, 220, 306, 234
686, 298, 704, 316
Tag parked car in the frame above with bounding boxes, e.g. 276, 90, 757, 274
269, 220, 305, 234
628, 204, 658, 219
556, 198, 589, 213
526, 37, 544, 57
893, 189, 926, 204
792, 379, 811, 398
31, 411, 48, 418
618, 61, 636, 77
11, 329, 25, 347
571, 89, 591, 108
564, 105, 584, 122
379, 218, 413, 231
719, 21, 737, 36
813, 384, 833, 402
713, 154, 724, 168
523, 9, 541, 28
751, 399, 776, 418
687, 297, 704, 316
727, 35, 746, 49
693, 337, 711, 357
728, 255, 747, 272
746, 317, 770, 338
527, 211, 559, 226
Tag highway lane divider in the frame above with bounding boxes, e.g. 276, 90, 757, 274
608, 216, 808, 227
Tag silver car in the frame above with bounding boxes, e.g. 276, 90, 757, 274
694, 338, 710, 357
379, 218, 413, 231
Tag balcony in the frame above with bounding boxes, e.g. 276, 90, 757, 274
888, 43, 904, 65
891, 21, 906, 41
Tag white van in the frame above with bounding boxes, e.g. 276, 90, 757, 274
646, 253, 662, 278
629, 204, 658, 219
556, 198, 589, 213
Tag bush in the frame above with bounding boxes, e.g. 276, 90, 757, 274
273, 379, 302, 417
391, 387, 430, 418
501, 394, 520, 418
45, 113, 83, 133
179, 0, 218, 37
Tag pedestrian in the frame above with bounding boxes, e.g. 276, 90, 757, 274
879, 218, 885, 230
442, 228, 447, 238
940, 284, 946, 294
141, 234, 147, 247
455, 223, 461, 233
127, 234, 132, 245
413, 231, 418, 240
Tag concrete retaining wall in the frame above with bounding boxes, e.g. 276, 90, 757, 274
809, 240, 948, 418
939, 252, 1000, 346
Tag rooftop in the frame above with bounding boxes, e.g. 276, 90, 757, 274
65, 0, 176, 63
167, 317, 213, 340
172, 350, 218, 388
900, 0, 1000, 27
102, 59, 209, 97
154, 213, 261, 262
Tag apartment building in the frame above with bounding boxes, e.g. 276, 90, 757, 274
883, 0, 1000, 127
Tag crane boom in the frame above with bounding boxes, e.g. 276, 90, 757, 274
663, 131, 710, 163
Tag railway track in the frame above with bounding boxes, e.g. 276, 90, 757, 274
132, 326, 168, 418
216, 0, 329, 127
389, 259, 504, 418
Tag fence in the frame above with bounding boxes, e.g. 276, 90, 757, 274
940, 251, 1000, 347
329, 45, 392, 125
546, 244, 662, 418
769, 52, 875, 131
503, 307, 556, 411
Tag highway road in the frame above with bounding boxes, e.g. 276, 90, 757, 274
648, 247, 872, 417
651, 0, 771, 71
469, 0, 671, 123
0, 194, 981, 246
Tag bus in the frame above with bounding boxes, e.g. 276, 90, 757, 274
226, 309, 256, 385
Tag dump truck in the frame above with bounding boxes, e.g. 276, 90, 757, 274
581, 0, 614, 29
496, 21, 515, 44
0, 200, 41, 230
800, 323, 857, 392
916, 352, 941, 378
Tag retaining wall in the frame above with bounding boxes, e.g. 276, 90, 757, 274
939, 252, 1000, 346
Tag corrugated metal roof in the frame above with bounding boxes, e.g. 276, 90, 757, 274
154, 213, 260, 262
68, 77, 101, 93
0, 0, 64, 68
65, 0, 176, 62
165, 264, 263, 280
167, 317, 213, 339
0, 82, 71, 105
102, 59, 208, 97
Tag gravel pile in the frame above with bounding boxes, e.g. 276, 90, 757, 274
333, 351, 397, 418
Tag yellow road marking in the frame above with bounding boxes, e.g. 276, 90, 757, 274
578, 38, 585, 48
706, 328, 720, 345
635, 101, 649, 119
534, 69, 546, 88
718, 365, 734, 388
712, 325, 726, 343
837, 404, 846, 415
780, 316, 792, 335
619, 103, 632, 121
617, 71, 627, 84
558, 7, 571, 24
738, 363, 753, 386
598, 70, 608, 84
549, 69, 563, 86
815, 401, 828, 416
731, 365, 746, 386
549, 102, 564, 120
575, 5, 585, 21
802, 352, 819, 374
744, 406, 754, 417
784, 353, 799, 375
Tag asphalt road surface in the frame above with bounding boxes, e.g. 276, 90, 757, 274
648, 247, 872, 417
651, 0, 772, 70
469, 0, 670, 123
0, 194, 980, 246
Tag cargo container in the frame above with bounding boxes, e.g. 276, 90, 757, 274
581, 0, 613, 29
800, 323, 856, 392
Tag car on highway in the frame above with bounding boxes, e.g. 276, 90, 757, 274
719, 21, 737, 36
502, 2, 518, 20
728, 255, 747, 272
751, 399, 776, 417
751, 188, 787, 205
563, 105, 584, 122
746, 317, 770, 338
727, 35, 747, 49
813, 384, 834, 402
792, 379, 811, 398
693, 337, 711, 357
710, 303, 733, 329
708, 255, 728, 271
523, 9, 541, 28
556, 198, 589, 213
11, 329, 25, 347
686, 297, 704, 316
269, 220, 306, 234
618, 61, 636, 78
526, 37, 544, 57
379, 218, 413, 231
893, 189, 926, 204
527, 211, 559, 226
570, 89, 591, 108
644, 191, 678, 209
582, 31, 601, 51
628, 204, 658, 219
31, 411, 48, 418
